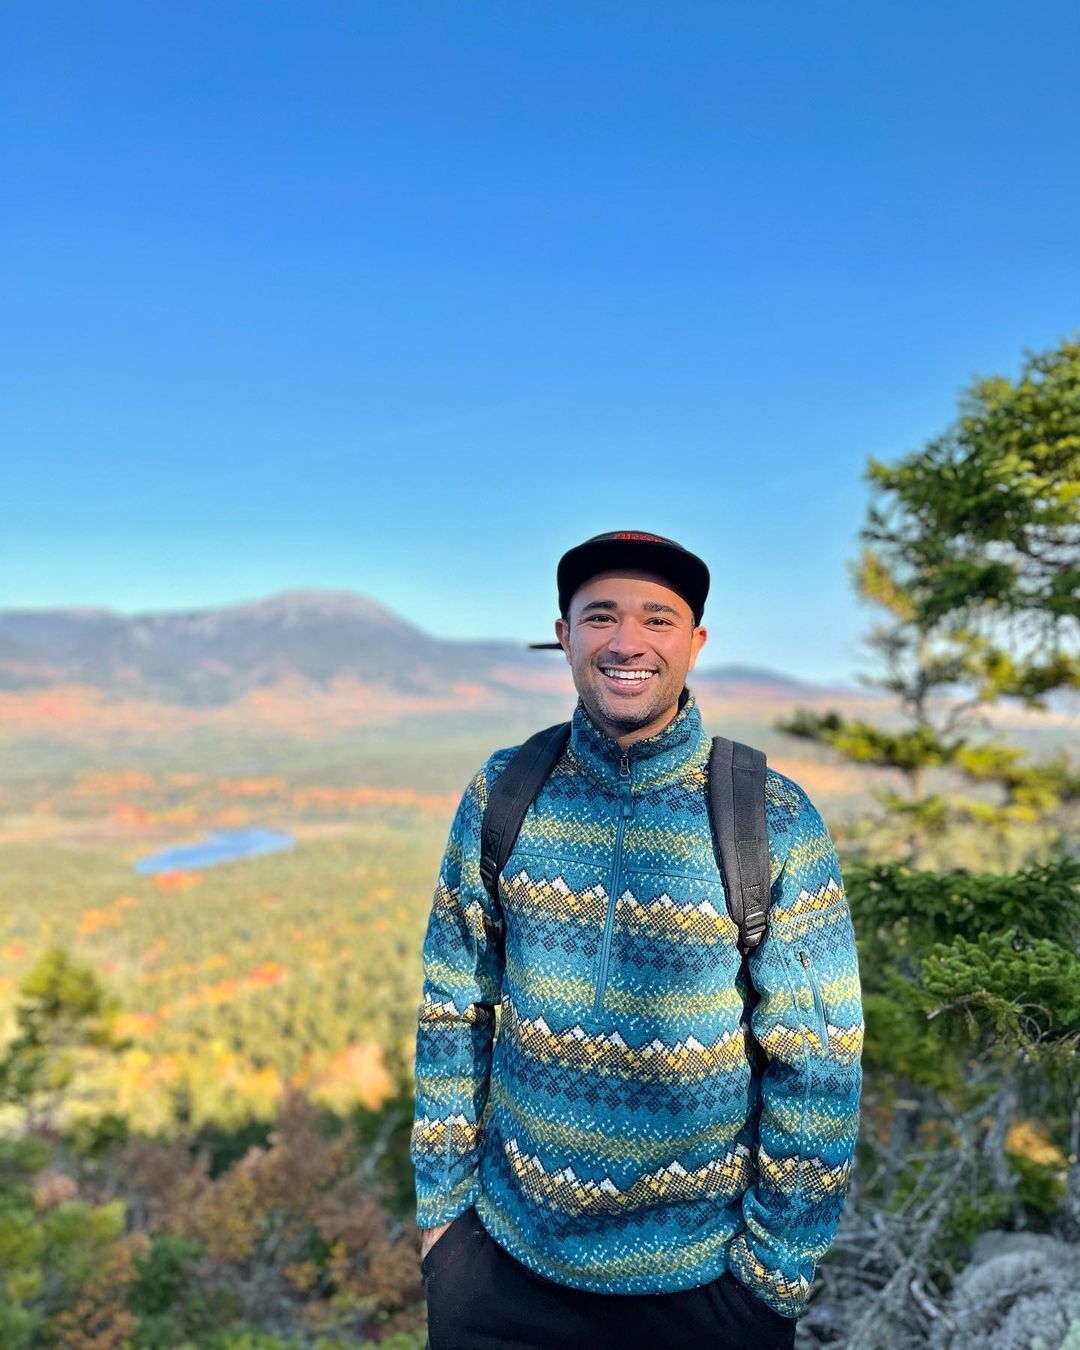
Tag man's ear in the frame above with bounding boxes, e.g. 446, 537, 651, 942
687, 624, 707, 671
554, 616, 571, 662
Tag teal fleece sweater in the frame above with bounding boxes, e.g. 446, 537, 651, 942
410, 686, 864, 1320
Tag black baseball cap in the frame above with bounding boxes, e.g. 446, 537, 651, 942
529, 530, 710, 649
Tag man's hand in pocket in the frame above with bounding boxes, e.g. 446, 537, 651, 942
420, 1220, 452, 1262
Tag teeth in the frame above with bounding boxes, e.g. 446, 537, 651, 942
602, 669, 655, 681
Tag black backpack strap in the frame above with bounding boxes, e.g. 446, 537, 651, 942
708, 736, 770, 955
480, 722, 572, 904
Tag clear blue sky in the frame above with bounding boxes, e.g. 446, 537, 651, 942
3, 2, 1078, 682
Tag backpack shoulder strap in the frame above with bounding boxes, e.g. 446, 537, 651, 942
708, 736, 771, 955
480, 722, 572, 904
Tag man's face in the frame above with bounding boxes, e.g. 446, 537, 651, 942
553, 569, 708, 743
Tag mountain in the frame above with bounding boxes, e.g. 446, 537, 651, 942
0, 590, 857, 707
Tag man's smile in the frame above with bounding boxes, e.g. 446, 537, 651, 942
599, 665, 658, 689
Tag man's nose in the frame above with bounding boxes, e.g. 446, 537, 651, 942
604, 623, 648, 657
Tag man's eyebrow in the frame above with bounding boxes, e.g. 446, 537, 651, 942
579, 599, 682, 616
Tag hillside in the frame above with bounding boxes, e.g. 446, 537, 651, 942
0, 588, 856, 708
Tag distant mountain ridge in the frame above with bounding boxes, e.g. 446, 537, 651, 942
0, 589, 857, 707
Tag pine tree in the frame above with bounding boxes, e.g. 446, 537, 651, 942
784, 337, 1080, 1345
781, 332, 1080, 866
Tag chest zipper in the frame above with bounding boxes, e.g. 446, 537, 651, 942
592, 752, 634, 1020
799, 949, 830, 1054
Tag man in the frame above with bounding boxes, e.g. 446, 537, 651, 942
410, 530, 864, 1350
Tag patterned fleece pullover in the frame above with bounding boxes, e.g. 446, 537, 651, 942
409, 685, 864, 1320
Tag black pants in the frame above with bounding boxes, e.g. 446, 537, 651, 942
422, 1206, 797, 1350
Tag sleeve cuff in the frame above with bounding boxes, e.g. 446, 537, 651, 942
728, 1232, 810, 1320
415, 1177, 481, 1230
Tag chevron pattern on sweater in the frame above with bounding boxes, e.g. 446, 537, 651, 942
502, 1133, 756, 1215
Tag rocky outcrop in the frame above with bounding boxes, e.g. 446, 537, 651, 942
933, 1232, 1080, 1350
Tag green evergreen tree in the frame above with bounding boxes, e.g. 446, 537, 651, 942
0, 945, 123, 1131
779, 338, 1080, 1344
781, 332, 1080, 866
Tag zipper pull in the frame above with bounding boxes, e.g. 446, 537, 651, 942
619, 753, 633, 818
799, 949, 830, 1052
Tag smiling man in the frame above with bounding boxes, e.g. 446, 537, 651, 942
410, 530, 864, 1350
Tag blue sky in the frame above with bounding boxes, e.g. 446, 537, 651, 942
3, 2, 1078, 683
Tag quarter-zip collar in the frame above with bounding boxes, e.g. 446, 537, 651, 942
569, 684, 709, 793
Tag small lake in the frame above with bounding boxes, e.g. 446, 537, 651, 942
133, 827, 296, 874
